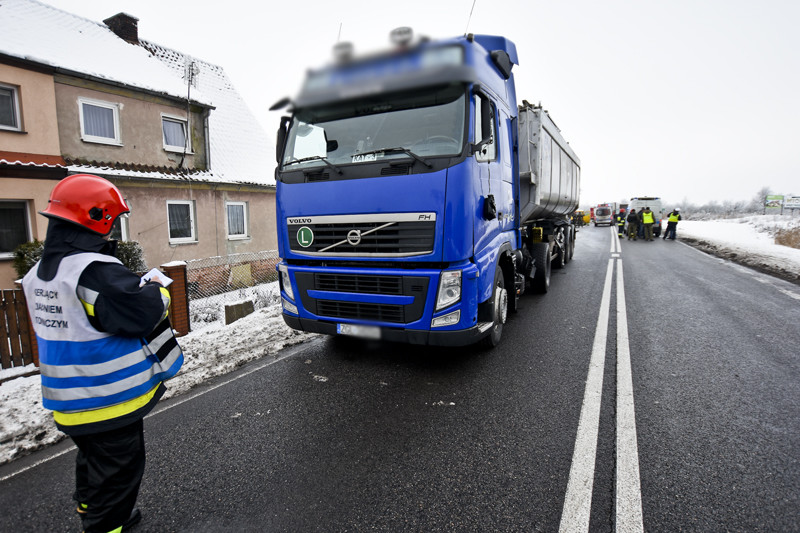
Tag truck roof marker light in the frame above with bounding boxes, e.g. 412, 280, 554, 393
390, 27, 414, 47
333, 41, 354, 63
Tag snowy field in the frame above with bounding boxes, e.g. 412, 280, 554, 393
678, 215, 800, 282
1, 215, 799, 466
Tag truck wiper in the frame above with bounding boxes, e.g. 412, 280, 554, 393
352, 147, 432, 169
284, 156, 343, 175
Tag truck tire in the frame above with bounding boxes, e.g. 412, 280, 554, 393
531, 242, 551, 294
482, 266, 508, 347
554, 229, 566, 269
568, 227, 575, 261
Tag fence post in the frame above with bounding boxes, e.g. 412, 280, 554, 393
161, 262, 190, 337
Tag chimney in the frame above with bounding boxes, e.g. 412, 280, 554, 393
103, 13, 139, 44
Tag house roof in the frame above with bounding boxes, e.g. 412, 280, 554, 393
0, 0, 211, 106
0, 0, 275, 187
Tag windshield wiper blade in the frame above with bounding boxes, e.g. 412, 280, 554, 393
285, 155, 343, 175
352, 147, 432, 168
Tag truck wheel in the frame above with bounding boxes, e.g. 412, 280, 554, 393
568, 228, 576, 261
563, 229, 572, 264
482, 266, 508, 347
531, 242, 551, 294
554, 228, 567, 269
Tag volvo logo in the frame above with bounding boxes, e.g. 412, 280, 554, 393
346, 229, 362, 246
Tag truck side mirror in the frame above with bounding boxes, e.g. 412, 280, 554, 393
275, 116, 291, 164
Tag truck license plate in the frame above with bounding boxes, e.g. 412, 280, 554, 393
337, 323, 381, 340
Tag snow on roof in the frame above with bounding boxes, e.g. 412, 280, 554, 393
1, 0, 275, 186
0, 0, 211, 106
143, 41, 275, 186
0, 159, 64, 168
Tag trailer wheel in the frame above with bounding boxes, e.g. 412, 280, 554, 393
568, 227, 576, 261
481, 266, 508, 348
563, 228, 572, 265
531, 242, 551, 294
553, 229, 566, 269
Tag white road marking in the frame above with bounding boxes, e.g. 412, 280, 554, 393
559, 257, 614, 532
615, 259, 644, 532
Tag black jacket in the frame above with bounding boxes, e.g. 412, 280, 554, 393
37, 219, 165, 337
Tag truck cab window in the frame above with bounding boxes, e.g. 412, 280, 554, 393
474, 94, 496, 162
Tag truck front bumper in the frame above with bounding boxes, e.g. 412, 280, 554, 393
282, 314, 490, 347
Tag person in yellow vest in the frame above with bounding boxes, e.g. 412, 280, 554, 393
22, 174, 183, 533
663, 208, 682, 240
640, 206, 657, 241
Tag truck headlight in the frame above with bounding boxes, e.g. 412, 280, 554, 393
278, 264, 295, 301
435, 270, 461, 311
282, 297, 298, 315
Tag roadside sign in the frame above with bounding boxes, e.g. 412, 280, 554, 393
784, 195, 800, 209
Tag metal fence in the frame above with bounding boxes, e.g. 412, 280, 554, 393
185, 250, 282, 330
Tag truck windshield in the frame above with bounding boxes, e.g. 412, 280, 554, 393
281, 84, 466, 171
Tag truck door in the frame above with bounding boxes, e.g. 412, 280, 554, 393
474, 92, 505, 255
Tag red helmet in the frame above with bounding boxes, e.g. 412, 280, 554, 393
41, 174, 130, 235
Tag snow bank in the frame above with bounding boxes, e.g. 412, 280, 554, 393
679, 215, 800, 282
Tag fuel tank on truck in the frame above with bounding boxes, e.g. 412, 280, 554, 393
517, 102, 581, 223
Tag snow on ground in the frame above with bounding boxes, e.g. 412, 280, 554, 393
1, 215, 799, 466
678, 215, 800, 282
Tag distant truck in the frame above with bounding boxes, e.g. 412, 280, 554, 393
628, 196, 665, 237
272, 30, 580, 347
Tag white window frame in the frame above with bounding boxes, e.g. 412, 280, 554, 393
0, 200, 32, 259
166, 200, 197, 244
0, 82, 22, 132
226, 201, 249, 240
161, 113, 192, 153
78, 97, 122, 145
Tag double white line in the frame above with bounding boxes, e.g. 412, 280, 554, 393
559, 228, 644, 532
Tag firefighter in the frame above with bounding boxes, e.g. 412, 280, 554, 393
21, 174, 183, 533
616, 208, 626, 238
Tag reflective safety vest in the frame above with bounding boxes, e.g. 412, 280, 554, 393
22, 253, 183, 416
642, 211, 655, 224
669, 213, 680, 223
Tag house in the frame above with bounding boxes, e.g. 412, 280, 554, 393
0, 0, 276, 289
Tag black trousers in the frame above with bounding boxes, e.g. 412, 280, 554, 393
72, 419, 145, 533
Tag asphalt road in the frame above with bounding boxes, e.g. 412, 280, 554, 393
1, 225, 798, 532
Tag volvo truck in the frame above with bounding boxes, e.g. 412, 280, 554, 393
272, 30, 581, 347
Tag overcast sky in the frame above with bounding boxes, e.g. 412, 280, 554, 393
46, 0, 799, 208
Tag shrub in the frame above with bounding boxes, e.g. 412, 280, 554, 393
12, 240, 44, 279
115, 241, 147, 272
12, 239, 147, 279
775, 228, 800, 249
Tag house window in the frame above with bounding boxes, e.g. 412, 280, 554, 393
167, 200, 196, 243
226, 202, 248, 240
79, 97, 121, 145
162, 114, 190, 152
0, 83, 21, 131
0, 201, 31, 259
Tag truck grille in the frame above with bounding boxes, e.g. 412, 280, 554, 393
295, 272, 429, 325
287, 213, 436, 257
316, 274, 403, 294
317, 301, 404, 323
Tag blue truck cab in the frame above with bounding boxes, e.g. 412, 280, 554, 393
273, 30, 579, 347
